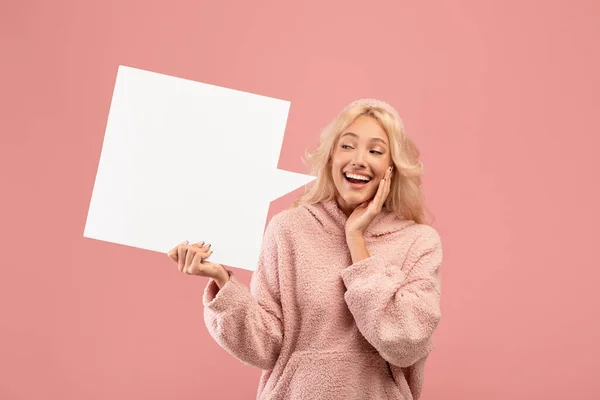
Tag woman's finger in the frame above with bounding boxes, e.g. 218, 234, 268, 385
190, 241, 205, 248
167, 247, 177, 262
379, 171, 391, 210
190, 251, 207, 273
177, 242, 188, 272
198, 245, 213, 260
193, 242, 212, 252
188, 248, 214, 275
191, 242, 212, 257
168, 241, 187, 262
383, 167, 393, 205
386, 169, 392, 191
186, 252, 197, 274
185, 245, 196, 269
372, 177, 386, 211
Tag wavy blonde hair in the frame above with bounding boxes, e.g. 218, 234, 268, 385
293, 98, 432, 225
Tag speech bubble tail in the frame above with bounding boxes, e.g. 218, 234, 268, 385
269, 168, 316, 201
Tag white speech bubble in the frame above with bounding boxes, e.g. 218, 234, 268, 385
84, 65, 316, 271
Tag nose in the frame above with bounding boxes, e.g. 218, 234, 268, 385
351, 148, 367, 168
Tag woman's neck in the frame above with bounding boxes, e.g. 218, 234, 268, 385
334, 195, 358, 217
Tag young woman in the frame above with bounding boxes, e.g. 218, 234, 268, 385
168, 98, 443, 400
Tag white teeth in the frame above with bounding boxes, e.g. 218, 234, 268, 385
345, 172, 371, 182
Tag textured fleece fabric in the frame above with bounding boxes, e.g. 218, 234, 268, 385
203, 199, 442, 399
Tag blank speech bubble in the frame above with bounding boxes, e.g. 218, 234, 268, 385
83, 65, 316, 271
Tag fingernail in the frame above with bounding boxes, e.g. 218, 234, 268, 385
185, 240, 189, 244
388, 166, 393, 172
207, 243, 211, 248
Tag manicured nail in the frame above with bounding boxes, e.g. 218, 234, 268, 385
388, 166, 393, 172
185, 240, 189, 244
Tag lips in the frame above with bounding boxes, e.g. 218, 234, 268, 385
343, 172, 371, 182
343, 172, 371, 188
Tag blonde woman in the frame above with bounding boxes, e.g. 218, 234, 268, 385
168, 99, 442, 400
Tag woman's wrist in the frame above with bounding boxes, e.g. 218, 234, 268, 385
214, 265, 230, 289
345, 233, 370, 263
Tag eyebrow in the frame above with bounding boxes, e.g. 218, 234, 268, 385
340, 132, 388, 146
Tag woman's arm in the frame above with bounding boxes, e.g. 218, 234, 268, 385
202, 217, 284, 370
342, 227, 442, 368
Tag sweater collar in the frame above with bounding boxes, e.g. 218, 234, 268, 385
302, 199, 415, 237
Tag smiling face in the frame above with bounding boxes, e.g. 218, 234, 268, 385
331, 115, 392, 216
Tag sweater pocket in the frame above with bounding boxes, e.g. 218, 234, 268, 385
270, 350, 405, 400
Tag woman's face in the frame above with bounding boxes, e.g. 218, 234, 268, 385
331, 115, 392, 216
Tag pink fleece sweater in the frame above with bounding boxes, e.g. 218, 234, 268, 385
202, 199, 442, 400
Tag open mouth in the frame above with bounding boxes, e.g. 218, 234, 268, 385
344, 172, 371, 185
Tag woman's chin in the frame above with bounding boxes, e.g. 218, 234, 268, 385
339, 194, 368, 207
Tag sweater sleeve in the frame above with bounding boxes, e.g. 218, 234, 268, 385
341, 227, 442, 368
202, 217, 283, 370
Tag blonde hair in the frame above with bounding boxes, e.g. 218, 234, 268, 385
293, 98, 432, 225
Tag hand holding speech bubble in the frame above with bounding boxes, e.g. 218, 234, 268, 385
83, 65, 316, 271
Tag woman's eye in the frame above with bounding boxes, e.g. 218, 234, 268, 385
341, 144, 353, 150
370, 150, 384, 155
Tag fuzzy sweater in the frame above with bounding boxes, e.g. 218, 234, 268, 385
202, 199, 442, 400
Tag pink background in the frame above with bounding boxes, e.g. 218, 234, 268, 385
1, 0, 599, 398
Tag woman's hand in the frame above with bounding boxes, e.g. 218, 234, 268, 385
345, 166, 393, 238
167, 241, 229, 288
